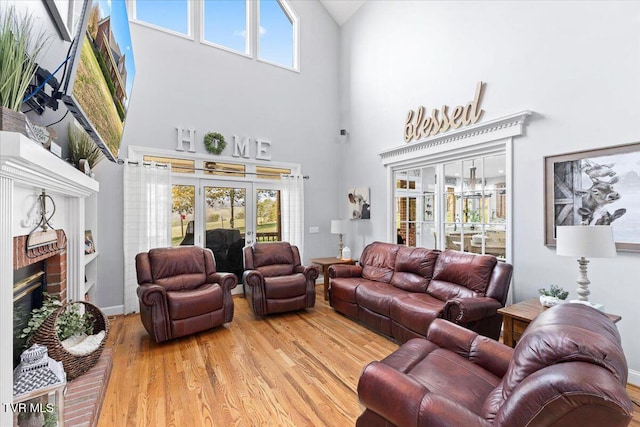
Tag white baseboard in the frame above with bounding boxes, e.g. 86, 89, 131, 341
101, 305, 124, 316
628, 369, 640, 387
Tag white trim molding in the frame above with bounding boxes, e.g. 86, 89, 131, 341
379, 111, 533, 166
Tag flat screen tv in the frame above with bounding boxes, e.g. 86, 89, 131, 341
62, 0, 135, 162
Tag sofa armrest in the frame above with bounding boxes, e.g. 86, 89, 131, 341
211, 272, 238, 291
136, 283, 167, 306
358, 361, 429, 427
358, 361, 491, 427
294, 265, 320, 282
427, 319, 512, 378
329, 264, 363, 279
443, 297, 503, 324
242, 269, 264, 289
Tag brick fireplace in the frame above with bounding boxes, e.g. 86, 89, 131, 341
13, 230, 68, 302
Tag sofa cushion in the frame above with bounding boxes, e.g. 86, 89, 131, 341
502, 303, 627, 398
149, 247, 207, 291
390, 247, 439, 292
331, 277, 379, 303
262, 274, 307, 299
430, 250, 497, 297
356, 281, 408, 317
360, 242, 399, 283
383, 338, 501, 416
166, 283, 222, 320
258, 264, 295, 277
253, 242, 294, 267
389, 293, 445, 336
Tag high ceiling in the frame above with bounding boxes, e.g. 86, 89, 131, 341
319, 0, 366, 26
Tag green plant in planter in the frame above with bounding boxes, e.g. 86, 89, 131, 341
20, 293, 95, 346
0, 6, 51, 111
538, 284, 569, 300
68, 123, 104, 168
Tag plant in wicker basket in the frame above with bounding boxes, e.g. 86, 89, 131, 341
21, 294, 109, 380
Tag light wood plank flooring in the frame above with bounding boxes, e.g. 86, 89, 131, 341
99, 287, 640, 426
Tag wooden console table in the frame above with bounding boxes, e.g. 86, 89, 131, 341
310, 257, 357, 301
498, 298, 621, 348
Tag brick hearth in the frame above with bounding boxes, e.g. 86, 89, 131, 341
64, 348, 112, 427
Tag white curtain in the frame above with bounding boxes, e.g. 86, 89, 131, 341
123, 161, 172, 314
281, 174, 305, 258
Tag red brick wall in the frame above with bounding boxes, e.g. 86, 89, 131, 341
13, 230, 67, 302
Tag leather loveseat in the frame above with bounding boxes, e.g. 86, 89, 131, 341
356, 303, 633, 426
329, 242, 512, 342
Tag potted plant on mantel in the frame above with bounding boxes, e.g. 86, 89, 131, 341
67, 123, 103, 173
0, 5, 50, 135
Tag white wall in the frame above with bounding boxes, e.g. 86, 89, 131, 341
94, 0, 341, 310
338, 0, 640, 384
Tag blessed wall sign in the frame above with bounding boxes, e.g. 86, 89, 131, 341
404, 81, 486, 143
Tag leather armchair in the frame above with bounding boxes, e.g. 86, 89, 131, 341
357, 303, 633, 427
242, 242, 319, 316
136, 246, 237, 343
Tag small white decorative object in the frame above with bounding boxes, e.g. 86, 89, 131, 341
341, 246, 352, 260
539, 295, 561, 307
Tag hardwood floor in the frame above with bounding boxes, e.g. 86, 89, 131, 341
99, 287, 640, 426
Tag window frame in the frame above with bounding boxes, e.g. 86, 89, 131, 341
199, 0, 252, 58
256, 0, 300, 72
129, 0, 194, 40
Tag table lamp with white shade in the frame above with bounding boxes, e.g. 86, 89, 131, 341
556, 225, 617, 308
331, 219, 345, 258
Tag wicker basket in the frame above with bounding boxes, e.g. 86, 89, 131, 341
31, 301, 109, 380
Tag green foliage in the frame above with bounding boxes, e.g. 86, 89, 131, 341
20, 293, 95, 346
172, 185, 195, 216
538, 284, 569, 300
0, 6, 51, 111
68, 123, 104, 168
464, 208, 481, 223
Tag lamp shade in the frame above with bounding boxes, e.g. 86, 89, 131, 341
556, 225, 617, 258
331, 219, 344, 234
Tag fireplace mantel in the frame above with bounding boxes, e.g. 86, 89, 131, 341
1, 131, 99, 423
0, 131, 98, 195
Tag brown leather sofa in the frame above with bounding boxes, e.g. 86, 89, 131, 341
136, 246, 237, 342
329, 242, 512, 342
357, 303, 633, 427
242, 242, 319, 316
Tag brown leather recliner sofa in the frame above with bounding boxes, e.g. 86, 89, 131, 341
357, 303, 633, 426
242, 242, 319, 317
329, 242, 512, 342
136, 246, 237, 342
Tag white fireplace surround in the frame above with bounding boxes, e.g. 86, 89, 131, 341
0, 131, 99, 423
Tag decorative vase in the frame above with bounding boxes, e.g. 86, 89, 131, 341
0, 106, 28, 136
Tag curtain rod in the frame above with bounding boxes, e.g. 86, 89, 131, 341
118, 159, 309, 179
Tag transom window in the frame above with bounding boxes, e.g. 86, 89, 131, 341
202, 0, 249, 54
258, 0, 296, 69
131, 0, 190, 36
131, 0, 299, 71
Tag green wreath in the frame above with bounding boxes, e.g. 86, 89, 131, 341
204, 132, 226, 155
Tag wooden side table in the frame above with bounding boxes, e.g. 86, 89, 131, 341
310, 257, 357, 301
498, 298, 621, 348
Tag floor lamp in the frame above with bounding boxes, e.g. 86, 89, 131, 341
556, 225, 617, 308
331, 219, 344, 259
